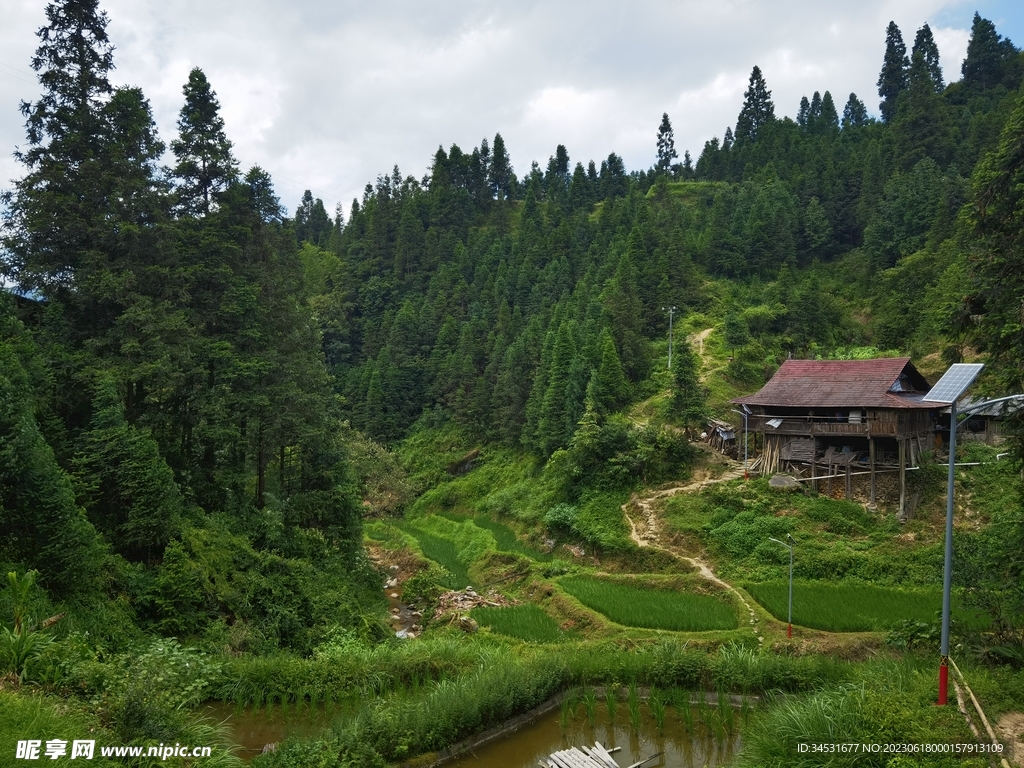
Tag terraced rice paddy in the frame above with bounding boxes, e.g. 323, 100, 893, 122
742, 582, 986, 632
470, 604, 567, 642
559, 576, 738, 631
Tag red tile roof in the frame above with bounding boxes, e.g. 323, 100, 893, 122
732, 358, 935, 409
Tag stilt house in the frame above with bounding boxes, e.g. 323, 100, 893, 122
732, 358, 939, 517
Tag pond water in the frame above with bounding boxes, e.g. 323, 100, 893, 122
446, 701, 741, 768
201, 701, 344, 760
205, 697, 743, 766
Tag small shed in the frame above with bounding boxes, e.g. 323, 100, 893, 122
732, 357, 940, 517
939, 396, 1021, 446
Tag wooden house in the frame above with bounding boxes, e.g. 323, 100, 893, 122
939, 396, 1021, 446
732, 357, 940, 517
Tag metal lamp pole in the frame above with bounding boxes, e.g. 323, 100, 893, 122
662, 306, 677, 371
769, 535, 795, 638
936, 392, 1022, 705
730, 408, 749, 480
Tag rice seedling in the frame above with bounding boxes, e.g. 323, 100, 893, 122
582, 687, 597, 726
559, 694, 574, 730
648, 687, 666, 734
559, 576, 738, 631
605, 687, 617, 722
627, 681, 641, 732
470, 604, 565, 642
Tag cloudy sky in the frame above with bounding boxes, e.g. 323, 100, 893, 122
1, 0, 1021, 218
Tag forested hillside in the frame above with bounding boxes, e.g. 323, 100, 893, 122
2, 0, 1023, 673
4, 2, 1024, 765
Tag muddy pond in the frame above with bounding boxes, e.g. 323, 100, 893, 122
207, 696, 743, 766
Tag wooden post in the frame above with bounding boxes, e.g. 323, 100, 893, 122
845, 463, 852, 500
898, 439, 906, 521
869, 437, 876, 508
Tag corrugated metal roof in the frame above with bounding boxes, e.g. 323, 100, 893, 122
732, 358, 935, 409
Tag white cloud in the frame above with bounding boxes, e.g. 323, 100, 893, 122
0, 0, 1010, 217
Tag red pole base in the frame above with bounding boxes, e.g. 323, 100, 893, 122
787, 623, 792, 638
938, 662, 948, 705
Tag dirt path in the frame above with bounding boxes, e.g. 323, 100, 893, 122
622, 463, 762, 644
690, 327, 713, 357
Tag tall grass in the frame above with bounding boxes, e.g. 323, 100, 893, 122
743, 582, 983, 632
470, 605, 566, 643
560, 576, 738, 631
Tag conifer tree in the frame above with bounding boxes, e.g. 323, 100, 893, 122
961, 13, 1013, 91
842, 93, 869, 129
656, 112, 678, 172
489, 133, 515, 199
877, 21, 909, 123
819, 91, 839, 132
797, 96, 810, 128
912, 23, 944, 92
171, 67, 237, 215
2, 0, 115, 293
592, 329, 629, 413
735, 66, 775, 142
670, 335, 705, 437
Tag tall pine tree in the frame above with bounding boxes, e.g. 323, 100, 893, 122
171, 68, 237, 215
878, 21, 909, 123
735, 66, 775, 142
655, 112, 678, 172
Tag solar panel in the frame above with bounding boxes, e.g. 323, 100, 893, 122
922, 363, 985, 403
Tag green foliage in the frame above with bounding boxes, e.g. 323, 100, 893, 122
0, 691, 122, 767
560, 576, 738, 631
737, 659, 984, 767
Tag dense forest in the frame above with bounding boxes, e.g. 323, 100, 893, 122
2, 2, 1024, 764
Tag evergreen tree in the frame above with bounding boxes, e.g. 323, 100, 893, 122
961, 13, 1014, 92
73, 377, 183, 562
912, 23, 944, 92
841, 93, 869, 129
681, 150, 694, 179
818, 91, 839, 132
797, 96, 811, 128
877, 21, 909, 123
0, 321, 106, 595
295, 190, 332, 245
592, 328, 629, 413
2, 0, 115, 294
959, 90, 1024, 449
735, 66, 775, 142
670, 335, 705, 436
489, 133, 515, 199
655, 112, 678, 172
171, 67, 237, 215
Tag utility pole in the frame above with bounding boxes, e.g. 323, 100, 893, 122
662, 306, 677, 370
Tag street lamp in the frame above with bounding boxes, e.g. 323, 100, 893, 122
769, 534, 795, 638
924, 377, 1024, 706
730, 407, 750, 480
662, 306, 677, 370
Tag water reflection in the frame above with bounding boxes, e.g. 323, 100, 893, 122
447, 702, 740, 768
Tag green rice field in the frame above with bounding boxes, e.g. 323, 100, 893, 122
559, 576, 738, 631
400, 526, 472, 589
742, 582, 987, 632
470, 604, 566, 642
436, 511, 551, 561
